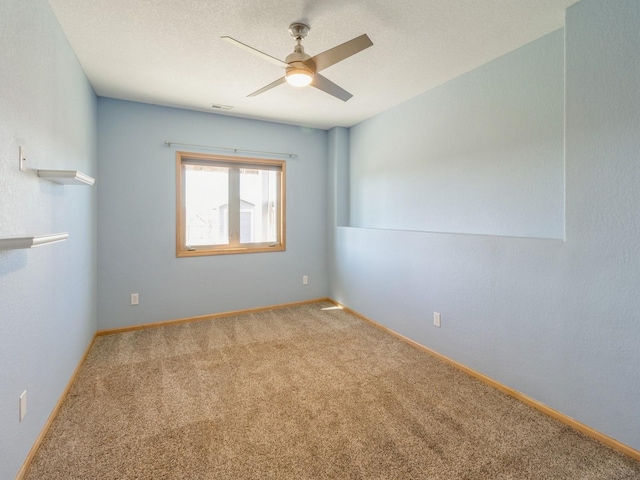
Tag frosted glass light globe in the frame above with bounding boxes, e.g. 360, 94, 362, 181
286, 68, 313, 87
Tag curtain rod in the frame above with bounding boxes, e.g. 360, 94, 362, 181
164, 141, 298, 159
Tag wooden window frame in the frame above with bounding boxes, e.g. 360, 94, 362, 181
176, 151, 286, 257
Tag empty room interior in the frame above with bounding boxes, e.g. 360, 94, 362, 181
1, 0, 640, 478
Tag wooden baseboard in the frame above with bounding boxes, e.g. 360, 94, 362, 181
331, 300, 640, 463
96, 298, 332, 336
15, 333, 98, 480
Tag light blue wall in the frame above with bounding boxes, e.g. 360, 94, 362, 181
330, 0, 640, 451
327, 127, 350, 294
0, 1, 98, 478
97, 99, 329, 330
562, 0, 640, 447
327, 127, 350, 228
350, 30, 565, 239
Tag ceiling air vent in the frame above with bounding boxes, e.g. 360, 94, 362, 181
211, 103, 233, 111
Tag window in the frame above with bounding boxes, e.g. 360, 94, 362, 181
176, 151, 285, 256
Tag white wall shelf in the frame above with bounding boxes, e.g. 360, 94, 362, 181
37, 170, 95, 186
0, 233, 69, 250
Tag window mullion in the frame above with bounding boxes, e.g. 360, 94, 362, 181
228, 168, 240, 246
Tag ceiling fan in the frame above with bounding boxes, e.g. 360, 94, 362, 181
222, 23, 373, 102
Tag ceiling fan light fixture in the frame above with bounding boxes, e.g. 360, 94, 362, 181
285, 67, 313, 87
223, 22, 372, 101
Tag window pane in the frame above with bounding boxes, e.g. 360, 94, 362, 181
177, 152, 285, 257
239, 168, 279, 244
184, 165, 229, 246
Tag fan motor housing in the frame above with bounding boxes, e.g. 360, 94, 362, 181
286, 51, 314, 65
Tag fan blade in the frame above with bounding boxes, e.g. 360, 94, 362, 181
307, 34, 373, 72
248, 76, 287, 97
221, 36, 289, 69
311, 73, 353, 102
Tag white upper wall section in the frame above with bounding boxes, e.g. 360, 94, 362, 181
349, 30, 565, 239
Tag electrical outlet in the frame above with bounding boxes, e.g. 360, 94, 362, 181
302, 275, 308, 285
19, 145, 27, 172
433, 312, 441, 328
19, 391, 27, 422
130, 293, 139, 305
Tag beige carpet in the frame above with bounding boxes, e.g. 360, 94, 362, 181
25, 301, 640, 479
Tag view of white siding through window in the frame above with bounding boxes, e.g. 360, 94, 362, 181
184, 164, 279, 246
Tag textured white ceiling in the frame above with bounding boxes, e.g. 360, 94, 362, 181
47, 0, 579, 130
